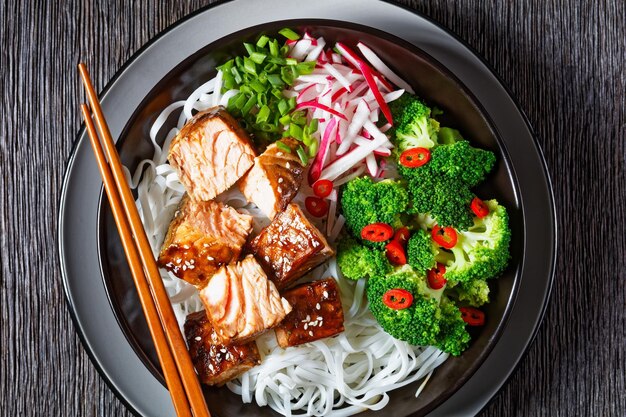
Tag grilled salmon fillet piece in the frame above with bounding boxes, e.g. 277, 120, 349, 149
184, 311, 260, 386
250, 204, 334, 290
158, 195, 253, 287
275, 278, 345, 348
168, 106, 256, 201
199, 255, 292, 344
239, 137, 305, 219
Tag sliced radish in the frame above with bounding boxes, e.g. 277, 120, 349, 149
365, 153, 378, 177
297, 84, 318, 103
336, 99, 370, 155
291, 39, 313, 60
320, 131, 390, 181
296, 101, 347, 120
356, 42, 415, 93
305, 38, 326, 62
357, 60, 393, 125
309, 118, 338, 184
333, 165, 367, 186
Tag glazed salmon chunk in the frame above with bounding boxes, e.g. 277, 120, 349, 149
275, 278, 345, 348
168, 106, 256, 201
184, 311, 260, 386
158, 195, 253, 287
250, 204, 334, 290
239, 137, 306, 219
199, 255, 292, 344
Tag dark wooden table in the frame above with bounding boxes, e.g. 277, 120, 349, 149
1, 1, 624, 416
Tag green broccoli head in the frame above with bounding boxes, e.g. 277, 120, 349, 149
436, 199, 511, 284
437, 127, 463, 145
402, 165, 475, 230
429, 141, 496, 187
435, 296, 471, 356
407, 228, 437, 274
337, 237, 392, 281
340, 177, 408, 246
367, 268, 441, 347
451, 279, 490, 307
389, 93, 440, 151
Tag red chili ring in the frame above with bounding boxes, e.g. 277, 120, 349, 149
431, 225, 458, 249
427, 263, 447, 290
459, 307, 485, 326
361, 223, 394, 242
399, 147, 431, 168
470, 197, 490, 218
382, 288, 413, 310
385, 240, 407, 265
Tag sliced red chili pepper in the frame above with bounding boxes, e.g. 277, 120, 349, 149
459, 307, 485, 326
361, 223, 394, 242
312, 179, 333, 198
385, 240, 407, 265
382, 288, 413, 310
431, 225, 458, 249
399, 147, 431, 168
393, 227, 410, 248
305, 196, 329, 217
470, 197, 490, 218
427, 263, 447, 290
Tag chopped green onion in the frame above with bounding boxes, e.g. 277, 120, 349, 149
277, 99, 289, 115
256, 35, 270, 48
244, 43, 256, 56
269, 39, 279, 57
308, 140, 319, 157
289, 123, 303, 140
276, 141, 292, 153
296, 146, 309, 165
243, 57, 257, 74
241, 95, 257, 116
279, 114, 292, 125
230, 67, 242, 84
256, 105, 270, 124
285, 58, 298, 66
278, 28, 300, 41
249, 52, 267, 65
307, 118, 319, 134
267, 73, 284, 87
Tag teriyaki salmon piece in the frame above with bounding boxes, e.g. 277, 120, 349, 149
168, 106, 256, 201
158, 195, 253, 287
274, 278, 345, 348
239, 137, 306, 219
198, 255, 292, 344
184, 311, 261, 386
250, 203, 334, 290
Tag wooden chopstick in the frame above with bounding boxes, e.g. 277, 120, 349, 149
78, 64, 210, 417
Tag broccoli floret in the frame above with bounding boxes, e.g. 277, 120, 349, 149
451, 279, 490, 307
437, 127, 463, 145
340, 177, 408, 246
402, 165, 475, 230
367, 268, 441, 346
429, 141, 496, 187
435, 297, 471, 356
436, 200, 511, 284
389, 93, 440, 151
337, 237, 392, 281
407, 229, 437, 274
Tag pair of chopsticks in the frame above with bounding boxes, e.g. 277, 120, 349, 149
78, 64, 211, 417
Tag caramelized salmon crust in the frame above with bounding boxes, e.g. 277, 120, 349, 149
239, 137, 305, 219
168, 106, 256, 201
275, 278, 345, 348
157, 195, 253, 287
250, 204, 334, 290
198, 256, 292, 345
184, 311, 261, 386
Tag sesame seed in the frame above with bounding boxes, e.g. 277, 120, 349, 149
316, 316, 322, 321
264, 256, 270, 262
182, 265, 187, 271
175, 259, 182, 264
190, 259, 195, 264
309, 331, 314, 337
304, 323, 308, 330
323, 291, 329, 298
316, 303, 321, 310
207, 256, 214, 261
195, 336, 201, 341
220, 348, 227, 353
277, 186, 282, 193
277, 152, 283, 157
306, 315, 311, 321
286, 162, 291, 169
278, 177, 283, 184
208, 364, 214, 372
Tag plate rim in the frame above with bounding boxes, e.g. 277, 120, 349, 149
58, 1, 557, 416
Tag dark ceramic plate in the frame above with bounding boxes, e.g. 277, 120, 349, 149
59, 1, 556, 417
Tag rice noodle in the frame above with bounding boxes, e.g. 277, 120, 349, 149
129, 46, 448, 417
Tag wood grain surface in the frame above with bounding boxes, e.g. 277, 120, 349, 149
1, 0, 624, 416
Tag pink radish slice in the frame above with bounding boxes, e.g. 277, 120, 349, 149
336, 99, 370, 155
297, 84, 318, 103
309, 118, 338, 184
379, 123, 392, 133
291, 39, 313, 60
306, 37, 326, 62
383, 89, 405, 103
323, 63, 353, 91
357, 60, 393, 125
365, 154, 378, 177
358, 40, 417, 93
296, 101, 347, 120
320, 131, 390, 181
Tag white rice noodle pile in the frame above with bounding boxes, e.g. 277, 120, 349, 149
128, 64, 448, 417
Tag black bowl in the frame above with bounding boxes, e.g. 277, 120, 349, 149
98, 19, 521, 417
